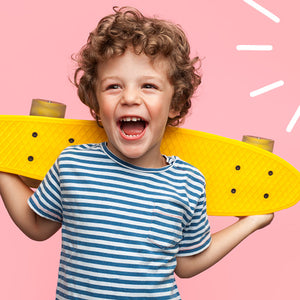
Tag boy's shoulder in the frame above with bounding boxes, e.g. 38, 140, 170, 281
59, 143, 104, 159
62, 143, 101, 152
171, 155, 205, 183
60, 143, 101, 153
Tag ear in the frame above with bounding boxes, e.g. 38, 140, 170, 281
168, 108, 180, 119
90, 108, 100, 120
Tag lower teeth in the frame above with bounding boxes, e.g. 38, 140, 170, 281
121, 129, 140, 137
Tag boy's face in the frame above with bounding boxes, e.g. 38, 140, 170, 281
96, 49, 177, 168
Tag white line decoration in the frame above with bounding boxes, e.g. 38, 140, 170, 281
286, 105, 300, 133
236, 45, 273, 51
243, 0, 280, 23
250, 80, 284, 97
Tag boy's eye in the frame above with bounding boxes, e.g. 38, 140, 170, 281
106, 84, 120, 90
142, 83, 158, 89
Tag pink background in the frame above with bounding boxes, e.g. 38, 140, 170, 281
0, 0, 299, 299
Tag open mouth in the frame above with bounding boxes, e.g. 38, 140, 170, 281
118, 116, 148, 139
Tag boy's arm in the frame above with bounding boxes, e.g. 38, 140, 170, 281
175, 214, 274, 278
0, 172, 61, 241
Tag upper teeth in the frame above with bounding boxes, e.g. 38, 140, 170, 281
121, 117, 142, 122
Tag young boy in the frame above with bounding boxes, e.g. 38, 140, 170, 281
0, 7, 273, 300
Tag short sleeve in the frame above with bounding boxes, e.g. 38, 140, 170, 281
28, 158, 63, 223
177, 190, 211, 257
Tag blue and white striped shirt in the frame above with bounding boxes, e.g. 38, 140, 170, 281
28, 142, 211, 299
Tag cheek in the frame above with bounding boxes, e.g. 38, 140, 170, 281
150, 100, 172, 124
99, 104, 110, 120
97, 95, 110, 114
97, 101, 111, 125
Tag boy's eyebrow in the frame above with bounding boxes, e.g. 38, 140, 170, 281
99, 76, 121, 83
99, 75, 165, 84
142, 75, 164, 82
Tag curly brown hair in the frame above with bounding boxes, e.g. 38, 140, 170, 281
74, 6, 201, 126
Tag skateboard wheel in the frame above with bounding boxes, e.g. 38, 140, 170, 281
30, 99, 66, 118
242, 135, 274, 153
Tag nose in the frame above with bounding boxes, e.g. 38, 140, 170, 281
120, 87, 142, 106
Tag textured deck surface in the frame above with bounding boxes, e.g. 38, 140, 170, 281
1, 115, 299, 215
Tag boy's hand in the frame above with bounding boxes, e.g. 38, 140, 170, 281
176, 212, 274, 278
237, 213, 274, 231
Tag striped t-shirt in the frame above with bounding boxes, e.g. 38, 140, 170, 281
28, 142, 211, 300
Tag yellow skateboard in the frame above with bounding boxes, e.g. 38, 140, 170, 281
0, 101, 299, 216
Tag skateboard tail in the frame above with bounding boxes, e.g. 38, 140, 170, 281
162, 127, 300, 216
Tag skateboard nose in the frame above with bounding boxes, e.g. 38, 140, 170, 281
21, 99, 67, 188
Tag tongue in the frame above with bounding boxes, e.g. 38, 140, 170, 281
121, 121, 145, 136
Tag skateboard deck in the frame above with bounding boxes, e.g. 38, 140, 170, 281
0, 114, 300, 216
